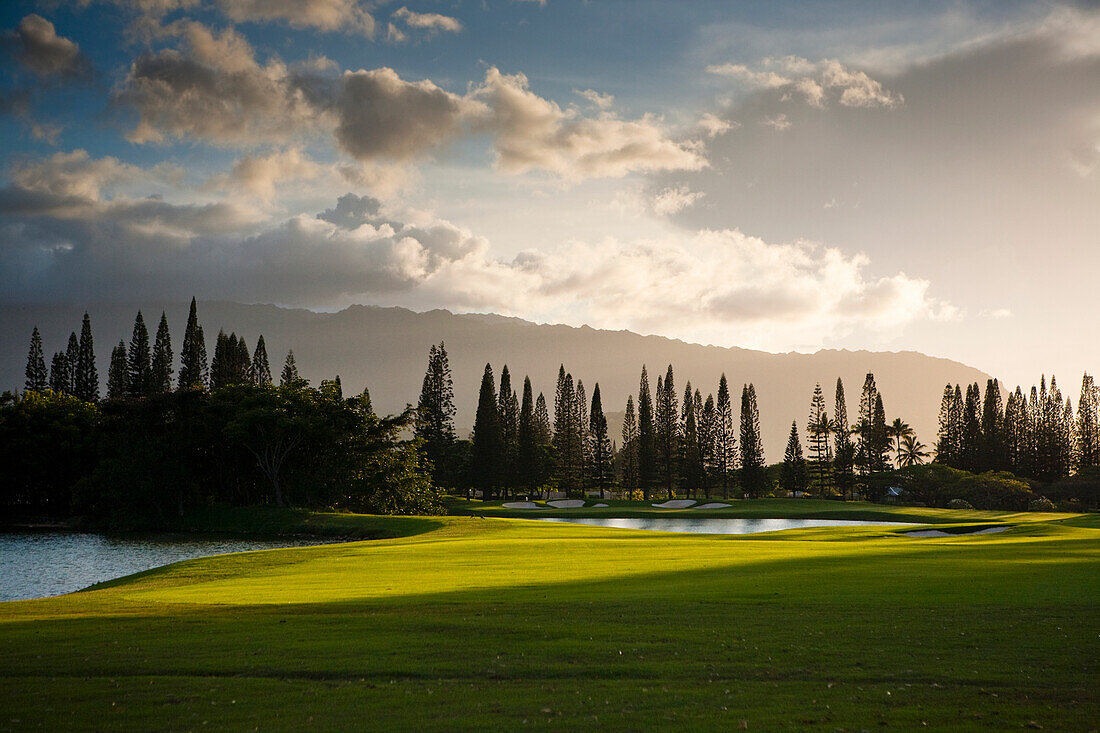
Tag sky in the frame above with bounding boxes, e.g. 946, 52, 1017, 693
0, 0, 1097, 391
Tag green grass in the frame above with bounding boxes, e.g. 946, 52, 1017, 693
1, 506, 1098, 730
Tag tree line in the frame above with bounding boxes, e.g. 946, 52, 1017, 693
6, 300, 439, 525
11, 306, 1100, 514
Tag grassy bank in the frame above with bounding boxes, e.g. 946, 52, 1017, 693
1, 508, 1097, 730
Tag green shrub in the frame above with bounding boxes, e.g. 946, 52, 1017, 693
946, 498, 974, 510
1028, 496, 1056, 512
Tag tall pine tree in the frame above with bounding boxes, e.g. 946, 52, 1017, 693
74, 313, 98, 402
280, 350, 300, 387
739, 383, 766, 497
415, 342, 456, 486
620, 394, 639, 496
151, 312, 173, 395
106, 341, 128, 401
780, 421, 808, 495
471, 363, 503, 499
252, 335, 272, 385
49, 351, 69, 393
807, 383, 831, 491
24, 326, 47, 393
588, 384, 613, 499
178, 297, 207, 391
833, 378, 855, 499
64, 331, 79, 394
637, 365, 656, 499
714, 374, 736, 499
654, 365, 679, 498
498, 365, 519, 495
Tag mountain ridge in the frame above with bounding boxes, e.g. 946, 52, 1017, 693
0, 301, 991, 461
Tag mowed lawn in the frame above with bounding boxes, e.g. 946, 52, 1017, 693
1, 508, 1098, 730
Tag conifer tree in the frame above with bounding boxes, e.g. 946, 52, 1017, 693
64, 332, 79, 394
471, 363, 503, 499
252, 335, 272, 385
178, 297, 208, 391
872, 392, 888, 472
960, 382, 982, 471
498, 365, 519, 494
553, 365, 579, 493
280, 350, 300, 387
714, 374, 736, 499
209, 330, 229, 390
534, 393, 551, 446
415, 342, 456, 485
807, 383, 831, 491
654, 365, 679, 498
106, 341, 128, 401
126, 311, 153, 399
980, 379, 1004, 471
588, 384, 613, 499
1004, 386, 1028, 472
856, 373, 880, 474
1076, 373, 1100, 470
620, 394, 639, 496
234, 335, 252, 384
637, 365, 656, 499
74, 313, 98, 402
679, 382, 703, 496
151, 312, 173, 395
517, 376, 538, 491
780, 421, 808, 495
833, 378, 855, 499
49, 351, 69, 393
24, 326, 47, 393
575, 379, 589, 492
699, 391, 715, 498
739, 383, 766, 497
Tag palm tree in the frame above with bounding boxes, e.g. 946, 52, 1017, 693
887, 418, 914, 468
898, 434, 930, 467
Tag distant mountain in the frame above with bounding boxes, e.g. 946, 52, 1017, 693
0, 301, 992, 461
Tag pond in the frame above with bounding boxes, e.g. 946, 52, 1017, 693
0, 532, 331, 602
532, 517, 908, 535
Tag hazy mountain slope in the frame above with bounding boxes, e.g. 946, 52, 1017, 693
0, 301, 992, 461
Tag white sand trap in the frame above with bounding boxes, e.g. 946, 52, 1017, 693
905, 526, 1009, 538
502, 502, 543, 509
652, 499, 696, 509
694, 502, 732, 509
547, 499, 586, 508
592, 503, 608, 508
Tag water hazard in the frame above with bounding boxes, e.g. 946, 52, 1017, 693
0, 532, 329, 602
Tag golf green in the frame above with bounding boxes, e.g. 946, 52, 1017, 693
1, 505, 1097, 730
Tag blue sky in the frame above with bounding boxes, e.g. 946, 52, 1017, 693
1, 0, 1098, 388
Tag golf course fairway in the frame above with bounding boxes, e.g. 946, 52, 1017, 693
1, 506, 1098, 730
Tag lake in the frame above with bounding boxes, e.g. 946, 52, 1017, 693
532, 517, 908, 535
0, 532, 330, 602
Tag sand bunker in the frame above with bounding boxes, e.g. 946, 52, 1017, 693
501, 502, 542, 509
547, 499, 586, 508
592, 503, 608, 508
905, 526, 1009, 538
694, 502, 732, 509
652, 499, 696, 509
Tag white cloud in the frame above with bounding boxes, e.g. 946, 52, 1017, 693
651, 185, 703, 216
576, 88, 614, 109
706, 63, 791, 88
89, 0, 374, 35
0, 151, 955, 350
709, 56, 902, 109
698, 112, 735, 137
471, 68, 706, 179
116, 30, 706, 182
390, 7, 462, 36
979, 308, 1012, 320
207, 148, 323, 200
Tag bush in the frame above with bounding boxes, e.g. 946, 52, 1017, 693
947, 498, 974, 510
1028, 496, 1056, 512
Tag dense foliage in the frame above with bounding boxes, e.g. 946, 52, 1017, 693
12, 302, 1100, 515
